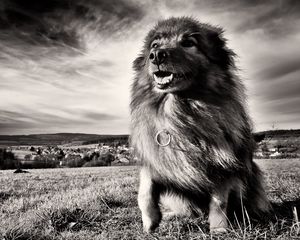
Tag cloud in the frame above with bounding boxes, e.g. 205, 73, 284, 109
258, 57, 300, 81
83, 111, 117, 121
256, 71, 300, 101
0, 108, 120, 135
234, 0, 300, 36
190, 0, 300, 37
0, 0, 144, 48
267, 97, 300, 115
1, 0, 300, 134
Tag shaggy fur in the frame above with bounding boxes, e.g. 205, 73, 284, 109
130, 17, 270, 233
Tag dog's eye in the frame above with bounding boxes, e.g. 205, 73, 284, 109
181, 39, 197, 48
151, 42, 159, 49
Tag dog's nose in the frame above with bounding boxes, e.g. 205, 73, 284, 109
149, 49, 167, 65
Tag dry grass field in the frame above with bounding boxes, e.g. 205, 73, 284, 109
0, 159, 299, 240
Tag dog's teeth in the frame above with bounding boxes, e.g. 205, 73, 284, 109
166, 73, 173, 81
154, 74, 160, 83
154, 73, 173, 85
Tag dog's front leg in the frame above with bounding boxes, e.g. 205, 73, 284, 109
138, 167, 162, 233
208, 184, 230, 233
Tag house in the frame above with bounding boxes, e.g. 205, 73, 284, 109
269, 151, 282, 158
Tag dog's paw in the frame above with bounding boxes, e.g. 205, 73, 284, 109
142, 214, 161, 233
142, 220, 159, 233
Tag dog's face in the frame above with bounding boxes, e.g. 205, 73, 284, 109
133, 17, 234, 94
148, 31, 202, 93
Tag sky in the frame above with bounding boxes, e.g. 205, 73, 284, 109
0, 0, 300, 135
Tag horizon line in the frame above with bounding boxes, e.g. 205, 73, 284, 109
1, 128, 300, 136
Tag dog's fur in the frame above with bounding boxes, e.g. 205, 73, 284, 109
130, 17, 270, 233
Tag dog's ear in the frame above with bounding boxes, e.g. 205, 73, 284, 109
133, 28, 157, 72
198, 27, 235, 69
133, 55, 146, 71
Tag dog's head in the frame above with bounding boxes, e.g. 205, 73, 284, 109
133, 17, 235, 94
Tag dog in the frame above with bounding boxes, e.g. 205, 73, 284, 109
130, 17, 270, 233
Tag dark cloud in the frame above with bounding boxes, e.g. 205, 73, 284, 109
184, 0, 300, 37
0, 110, 27, 119
0, 122, 35, 134
258, 58, 300, 80
0, 109, 116, 125
230, 0, 300, 36
266, 97, 300, 115
83, 112, 117, 121
0, 111, 35, 134
0, 110, 74, 126
150, 0, 300, 39
0, 109, 118, 134
0, 0, 144, 49
255, 71, 300, 103
98, 60, 114, 67
265, 81, 300, 101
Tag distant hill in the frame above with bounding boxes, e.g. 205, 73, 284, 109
256, 129, 300, 138
253, 129, 300, 146
0, 133, 129, 146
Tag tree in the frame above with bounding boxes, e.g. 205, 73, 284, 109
29, 146, 35, 151
0, 148, 17, 169
261, 143, 269, 152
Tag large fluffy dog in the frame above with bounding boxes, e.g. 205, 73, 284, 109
130, 17, 270, 233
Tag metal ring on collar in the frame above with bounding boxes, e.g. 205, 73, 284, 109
155, 129, 171, 147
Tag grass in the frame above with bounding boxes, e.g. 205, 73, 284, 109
0, 159, 299, 239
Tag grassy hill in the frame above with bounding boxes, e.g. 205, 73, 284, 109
0, 160, 299, 239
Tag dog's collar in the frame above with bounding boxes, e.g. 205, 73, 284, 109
155, 129, 171, 147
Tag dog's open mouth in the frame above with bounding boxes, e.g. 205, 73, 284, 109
153, 71, 175, 89
154, 71, 173, 87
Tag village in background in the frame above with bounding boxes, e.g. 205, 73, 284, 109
1, 129, 300, 170
0, 134, 133, 170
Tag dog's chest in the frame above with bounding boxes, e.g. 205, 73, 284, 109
161, 94, 175, 116
132, 95, 241, 189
